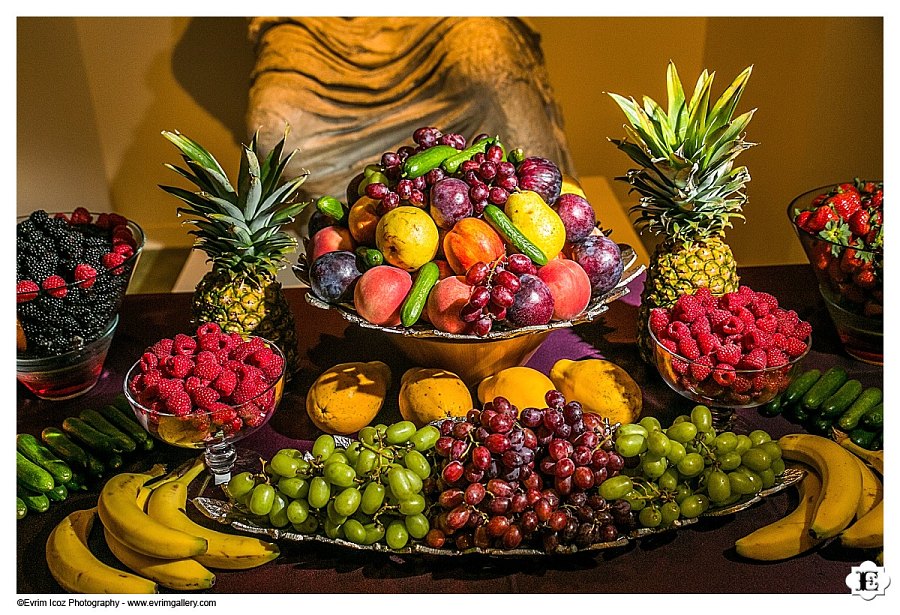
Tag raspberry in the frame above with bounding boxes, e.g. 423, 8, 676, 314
190, 386, 220, 410
660, 338, 679, 355
198, 333, 226, 352
783, 336, 809, 358
766, 348, 789, 368
108, 213, 129, 228
719, 315, 745, 336
712, 363, 736, 386
738, 348, 767, 370
693, 287, 716, 307
101, 252, 126, 274
673, 294, 705, 323
666, 321, 692, 340
42, 275, 68, 298
672, 358, 689, 376
165, 355, 195, 379
742, 329, 772, 351
112, 242, 134, 258
751, 373, 770, 393
165, 390, 193, 416
173, 333, 197, 356
190, 413, 211, 433
771, 333, 788, 350
196, 322, 222, 337
731, 376, 752, 394
94, 212, 111, 229
129, 373, 144, 395
16, 280, 40, 303
677, 336, 701, 361
754, 291, 779, 311
210, 402, 238, 426
755, 314, 779, 334
233, 376, 265, 405
260, 353, 285, 381
237, 402, 267, 427
721, 292, 750, 312
212, 369, 238, 398
708, 308, 731, 329
184, 376, 202, 392
73, 263, 98, 289
224, 417, 244, 435
648, 308, 671, 337
793, 320, 813, 341
689, 317, 712, 337
689, 355, 713, 381
70, 207, 93, 224
157, 377, 186, 400
140, 352, 158, 371
696, 332, 721, 356
735, 307, 757, 328
716, 344, 742, 366
150, 338, 175, 360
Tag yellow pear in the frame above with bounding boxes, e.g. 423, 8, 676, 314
504, 191, 566, 261
549, 358, 642, 425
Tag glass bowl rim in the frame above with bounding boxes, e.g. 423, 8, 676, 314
786, 181, 883, 257
16, 313, 119, 365
122, 335, 286, 419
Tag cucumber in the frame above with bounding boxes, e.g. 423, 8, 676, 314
97, 404, 154, 451
809, 416, 834, 436
356, 246, 384, 269
16, 433, 73, 485
869, 432, 883, 452
17, 486, 49, 514
41, 427, 106, 477
400, 261, 441, 327
860, 403, 884, 430
16, 451, 55, 494
849, 427, 877, 450
836, 387, 883, 432
483, 204, 548, 266
818, 379, 863, 418
784, 402, 809, 424
16, 497, 27, 520
402, 145, 459, 179
46, 484, 68, 503
316, 195, 346, 221
62, 417, 125, 455
105, 454, 125, 471
80, 408, 137, 453
782, 369, 821, 406
801, 366, 848, 412
759, 393, 784, 417
65, 470, 87, 492
357, 170, 391, 197
440, 137, 493, 174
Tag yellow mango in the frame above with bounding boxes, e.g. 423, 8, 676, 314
306, 361, 391, 435
560, 174, 587, 199
549, 358, 642, 425
477, 366, 556, 414
504, 191, 566, 261
398, 368, 474, 428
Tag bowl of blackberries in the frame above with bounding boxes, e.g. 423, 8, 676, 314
16, 208, 145, 400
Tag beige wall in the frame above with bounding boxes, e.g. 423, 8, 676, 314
17, 16, 882, 264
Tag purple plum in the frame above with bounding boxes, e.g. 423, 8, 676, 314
554, 193, 597, 242
309, 250, 362, 303
569, 235, 623, 295
429, 178, 473, 229
506, 274, 554, 326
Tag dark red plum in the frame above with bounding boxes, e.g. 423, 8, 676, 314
430, 178, 473, 229
308, 210, 339, 238
569, 235, 623, 295
553, 193, 596, 242
516, 157, 562, 205
506, 274, 554, 326
309, 250, 363, 303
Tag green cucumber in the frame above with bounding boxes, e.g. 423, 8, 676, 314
65, 470, 87, 492
782, 369, 821, 406
41, 427, 105, 477
801, 366, 848, 412
16, 451, 55, 494
16, 433, 73, 485
46, 484, 68, 503
508, 147, 526, 166
316, 195, 346, 221
356, 246, 384, 269
79, 408, 137, 453
400, 261, 441, 327
440, 137, 493, 174
786, 403, 810, 424
402, 145, 459, 179
838, 387, 883, 431
17, 486, 49, 514
97, 404, 154, 451
62, 417, 124, 455
357, 171, 391, 197
818, 379, 863, 418
16, 497, 27, 520
849, 427, 877, 450
105, 454, 125, 471
860, 403, 883, 430
759, 393, 784, 417
869, 432, 883, 452
483, 204, 548, 266
809, 416, 834, 436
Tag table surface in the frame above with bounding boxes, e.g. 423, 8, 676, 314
16, 265, 883, 594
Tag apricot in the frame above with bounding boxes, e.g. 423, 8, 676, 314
308, 225, 355, 262
353, 265, 413, 327
425, 275, 474, 334
537, 259, 592, 321
442, 217, 506, 275
348, 196, 381, 245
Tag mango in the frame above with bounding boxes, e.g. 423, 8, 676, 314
549, 358, 642, 425
477, 366, 555, 413
306, 361, 391, 435
504, 191, 566, 262
398, 368, 473, 427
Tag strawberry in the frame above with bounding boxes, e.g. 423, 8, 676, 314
41, 275, 68, 298
840, 248, 865, 273
16, 280, 39, 303
805, 205, 838, 232
848, 209, 870, 237
853, 268, 877, 289
829, 188, 862, 220
794, 210, 812, 230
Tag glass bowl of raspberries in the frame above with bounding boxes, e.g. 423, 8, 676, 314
789, 180, 883, 364
123, 324, 286, 483
647, 287, 812, 431
16, 208, 145, 399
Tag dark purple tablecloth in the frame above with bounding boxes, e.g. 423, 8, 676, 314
16, 265, 882, 594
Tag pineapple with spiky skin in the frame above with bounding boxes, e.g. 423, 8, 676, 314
160, 128, 309, 376
609, 62, 756, 362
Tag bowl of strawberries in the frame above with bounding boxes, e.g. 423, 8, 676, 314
789, 180, 883, 364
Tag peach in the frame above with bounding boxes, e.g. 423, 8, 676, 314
308, 225, 355, 262
348, 196, 381, 245
442, 217, 506, 275
353, 266, 413, 327
425, 275, 474, 334
537, 259, 592, 321
434, 259, 455, 280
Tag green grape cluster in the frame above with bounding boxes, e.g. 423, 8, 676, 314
598, 405, 785, 530
225, 420, 441, 549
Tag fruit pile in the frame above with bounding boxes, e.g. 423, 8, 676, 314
305, 126, 625, 336
16, 208, 140, 356
791, 179, 883, 318
649, 286, 812, 405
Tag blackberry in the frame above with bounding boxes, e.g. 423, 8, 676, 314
56, 230, 85, 261
83, 246, 106, 267
45, 216, 72, 240
28, 209, 50, 229
17, 301, 44, 321
17, 219, 35, 237
22, 255, 56, 282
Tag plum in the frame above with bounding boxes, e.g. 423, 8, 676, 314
309, 250, 363, 303
430, 178, 473, 229
569, 235, 623, 295
506, 274, 554, 326
308, 210, 338, 238
553, 193, 596, 242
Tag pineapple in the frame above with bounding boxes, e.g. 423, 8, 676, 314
160, 128, 309, 375
609, 62, 755, 361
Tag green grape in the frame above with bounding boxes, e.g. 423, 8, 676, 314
728, 470, 760, 496
623, 490, 646, 512
658, 468, 679, 492
334, 486, 362, 517
323, 461, 357, 487
398, 493, 426, 515
639, 505, 662, 528
706, 470, 732, 503
409, 425, 441, 452
615, 433, 647, 458
323, 518, 344, 540
387, 467, 413, 500
660, 501, 681, 525
361, 481, 386, 515
771, 458, 786, 476
758, 441, 783, 462
323, 451, 350, 467
308, 476, 331, 509
618, 424, 649, 438
639, 416, 662, 433
676, 452, 705, 477
295, 458, 313, 478
674, 483, 693, 504
748, 430, 772, 446
741, 447, 772, 473
359, 426, 378, 446
248, 483, 276, 516
363, 522, 385, 545
734, 467, 763, 494
226, 471, 256, 500
641, 454, 668, 479
386, 421, 417, 445
403, 468, 423, 494
277, 477, 309, 500
342, 518, 367, 544
345, 441, 363, 464
264, 465, 282, 482
405, 513, 430, 539
734, 434, 753, 455
713, 432, 738, 454
403, 450, 431, 480
355, 449, 378, 476
286, 498, 310, 525
690, 405, 713, 433
672, 414, 691, 424
386, 519, 410, 549
312, 434, 336, 460
237, 490, 253, 508
700, 430, 716, 446
666, 421, 698, 444
680, 494, 709, 518
327, 501, 348, 525
270, 451, 301, 478
374, 424, 388, 439
268, 492, 290, 528
598, 475, 634, 500
717, 451, 742, 471
759, 468, 777, 488
292, 515, 319, 534
667, 440, 686, 465
647, 431, 672, 457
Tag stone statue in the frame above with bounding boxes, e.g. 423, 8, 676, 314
246, 17, 574, 202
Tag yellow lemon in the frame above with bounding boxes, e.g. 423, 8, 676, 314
560, 174, 587, 199
549, 358, 642, 425
306, 361, 391, 435
504, 191, 566, 261
375, 206, 439, 271
398, 368, 474, 427
477, 366, 556, 413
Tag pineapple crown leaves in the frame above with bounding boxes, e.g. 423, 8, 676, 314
159, 127, 311, 276
607, 62, 756, 241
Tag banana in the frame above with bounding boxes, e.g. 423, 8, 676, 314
839, 500, 884, 549
136, 460, 204, 510
734, 470, 825, 561
850, 453, 883, 519
46, 508, 158, 594
98, 472, 208, 559
103, 527, 216, 591
833, 429, 884, 474
778, 433, 862, 539
147, 472, 280, 570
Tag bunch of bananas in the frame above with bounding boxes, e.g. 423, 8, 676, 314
734, 432, 883, 561
46, 459, 281, 594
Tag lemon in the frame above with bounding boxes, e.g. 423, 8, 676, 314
398, 368, 473, 427
477, 366, 556, 413
504, 191, 566, 261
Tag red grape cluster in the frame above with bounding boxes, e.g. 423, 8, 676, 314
456, 138, 519, 214
461, 254, 536, 336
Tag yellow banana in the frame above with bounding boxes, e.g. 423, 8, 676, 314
98, 472, 208, 559
734, 470, 825, 561
147, 475, 280, 570
136, 459, 205, 510
46, 508, 158, 594
778, 433, 861, 539
103, 527, 216, 591
850, 453, 883, 518
839, 500, 884, 549
833, 430, 884, 474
